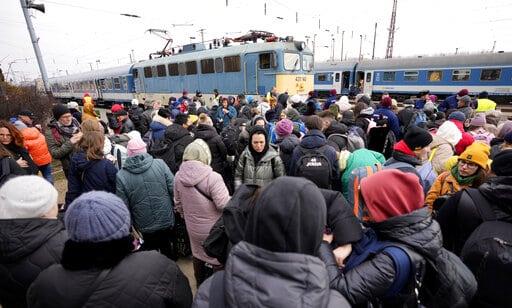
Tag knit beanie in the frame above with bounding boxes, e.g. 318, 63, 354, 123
174, 113, 189, 126
360, 169, 424, 223
492, 150, 512, 176
381, 96, 392, 108
0, 176, 58, 219
126, 137, 147, 157
448, 111, 466, 122
336, 96, 351, 112
52, 104, 70, 120
469, 114, 486, 127
342, 110, 355, 122
64, 191, 131, 243
111, 104, 123, 113
286, 108, 301, 122
505, 131, 512, 144
497, 121, 512, 139
459, 142, 490, 170
183, 139, 212, 166
436, 120, 462, 146
275, 119, 294, 137
67, 101, 79, 109
404, 126, 433, 150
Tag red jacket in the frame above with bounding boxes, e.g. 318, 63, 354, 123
450, 119, 474, 155
22, 127, 52, 166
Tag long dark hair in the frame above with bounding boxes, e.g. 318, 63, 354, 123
470, 169, 487, 188
0, 120, 24, 147
0, 143, 12, 158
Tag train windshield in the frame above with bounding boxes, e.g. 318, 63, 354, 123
302, 54, 314, 71
284, 53, 300, 71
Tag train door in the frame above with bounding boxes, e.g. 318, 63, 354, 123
332, 72, 342, 94
342, 71, 351, 95
355, 71, 365, 95
133, 68, 144, 94
244, 53, 258, 94
363, 71, 373, 97
95, 79, 103, 102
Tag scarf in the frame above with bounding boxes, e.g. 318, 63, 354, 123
393, 140, 416, 157
451, 165, 479, 185
56, 118, 81, 138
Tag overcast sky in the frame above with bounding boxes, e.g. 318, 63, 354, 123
1, 0, 512, 82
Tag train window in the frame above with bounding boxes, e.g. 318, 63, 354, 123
133, 69, 138, 78
224, 56, 241, 72
404, 71, 418, 81
106, 78, 113, 90
144, 67, 153, 78
366, 72, 372, 83
186, 61, 197, 75
427, 70, 443, 82
215, 58, 223, 73
452, 69, 470, 81
335, 73, 340, 82
317, 74, 328, 81
259, 53, 271, 69
99, 79, 106, 90
303, 54, 314, 71
122, 77, 127, 90
201, 59, 215, 74
480, 69, 501, 81
168, 63, 179, 76
178, 63, 186, 76
157, 65, 167, 77
284, 53, 300, 71
113, 78, 121, 89
383, 71, 396, 81
342, 72, 350, 88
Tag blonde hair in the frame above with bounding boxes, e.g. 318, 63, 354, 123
79, 119, 104, 160
198, 113, 213, 126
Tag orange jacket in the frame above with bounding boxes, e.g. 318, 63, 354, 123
22, 127, 52, 166
425, 171, 468, 209
82, 101, 98, 122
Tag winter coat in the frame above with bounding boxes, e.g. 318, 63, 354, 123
319, 208, 440, 306
44, 121, 75, 175
475, 98, 496, 112
289, 129, 339, 181
174, 160, 230, 265
152, 124, 194, 174
21, 127, 52, 166
437, 175, 512, 255
4, 143, 38, 175
65, 150, 117, 206
469, 128, 495, 145
275, 134, 300, 175
27, 250, 192, 308
438, 95, 458, 112
193, 241, 350, 308
429, 134, 455, 174
425, 171, 467, 209
69, 109, 82, 123
374, 107, 400, 138
119, 118, 135, 134
149, 114, 171, 142
216, 106, 237, 129
0, 156, 26, 185
81, 101, 97, 122
194, 124, 228, 175
341, 149, 386, 199
116, 153, 175, 234
0, 219, 67, 308
234, 147, 285, 189
450, 119, 475, 155
140, 108, 157, 135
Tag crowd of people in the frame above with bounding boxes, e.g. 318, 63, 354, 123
1, 87, 511, 307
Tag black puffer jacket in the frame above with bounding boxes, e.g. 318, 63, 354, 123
27, 248, 192, 308
319, 208, 440, 306
151, 124, 193, 174
0, 219, 66, 308
275, 134, 300, 175
4, 143, 38, 175
194, 124, 228, 175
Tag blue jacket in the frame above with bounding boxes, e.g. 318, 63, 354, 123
65, 151, 117, 205
216, 106, 237, 129
324, 95, 337, 109
374, 107, 400, 139
289, 129, 339, 181
149, 121, 168, 142
438, 95, 458, 112
414, 99, 426, 110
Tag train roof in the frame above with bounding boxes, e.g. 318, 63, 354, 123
132, 41, 312, 68
314, 60, 358, 72
49, 64, 133, 83
357, 52, 512, 70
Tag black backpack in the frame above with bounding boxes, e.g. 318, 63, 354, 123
220, 125, 241, 156
294, 145, 332, 189
460, 188, 512, 307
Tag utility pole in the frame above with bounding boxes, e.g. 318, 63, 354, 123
385, 0, 398, 59
19, 0, 50, 94
88, 62, 93, 71
372, 22, 377, 59
318, 19, 321, 30
296, 12, 298, 23
455, 47, 459, 55
331, 36, 335, 61
341, 30, 345, 62
199, 28, 205, 43
131, 49, 135, 62
313, 34, 317, 55
264, 3, 266, 15
358, 34, 363, 61
491, 40, 496, 52
129, 53, 133, 63
225, 0, 228, 7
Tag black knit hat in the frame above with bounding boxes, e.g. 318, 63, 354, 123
404, 126, 433, 150
491, 150, 512, 176
174, 113, 189, 126
52, 104, 70, 120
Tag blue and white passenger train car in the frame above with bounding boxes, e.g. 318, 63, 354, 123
314, 52, 512, 103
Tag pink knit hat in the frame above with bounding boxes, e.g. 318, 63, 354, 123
127, 137, 147, 157
275, 119, 294, 137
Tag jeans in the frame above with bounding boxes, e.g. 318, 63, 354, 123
38, 164, 53, 184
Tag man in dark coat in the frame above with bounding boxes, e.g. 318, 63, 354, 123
0, 176, 67, 308
194, 118, 228, 175
438, 89, 467, 112
27, 191, 192, 308
193, 177, 351, 307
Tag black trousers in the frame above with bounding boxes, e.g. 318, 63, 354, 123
193, 257, 223, 287
141, 228, 177, 260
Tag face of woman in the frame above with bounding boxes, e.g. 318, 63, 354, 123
0, 127, 12, 145
58, 113, 73, 126
251, 133, 266, 153
458, 160, 479, 177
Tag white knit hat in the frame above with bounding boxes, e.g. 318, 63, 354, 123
0, 176, 58, 219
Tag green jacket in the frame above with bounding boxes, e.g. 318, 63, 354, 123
341, 149, 386, 199
44, 122, 74, 175
235, 147, 285, 189
116, 153, 175, 233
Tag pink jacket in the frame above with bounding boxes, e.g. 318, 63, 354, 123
173, 160, 230, 265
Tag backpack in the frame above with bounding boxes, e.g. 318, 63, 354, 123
109, 143, 128, 170
327, 132, 365, 153
367, 126, 396, 158
460, 188, 512, 307
408, 110, 428, 129
0, 157, 16, 187
364, 117, 377, 134
294, 145, 332, 189
346, 164, 383, 221
220, 125, 241, 156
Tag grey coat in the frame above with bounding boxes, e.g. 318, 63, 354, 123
234, 147, 285, 189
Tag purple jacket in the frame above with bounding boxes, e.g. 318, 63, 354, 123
173, 160, 230, 265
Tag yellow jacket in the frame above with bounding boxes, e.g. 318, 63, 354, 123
425, 171, 469, 209
475, 98, 496, 112
82, 101, 98, 122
